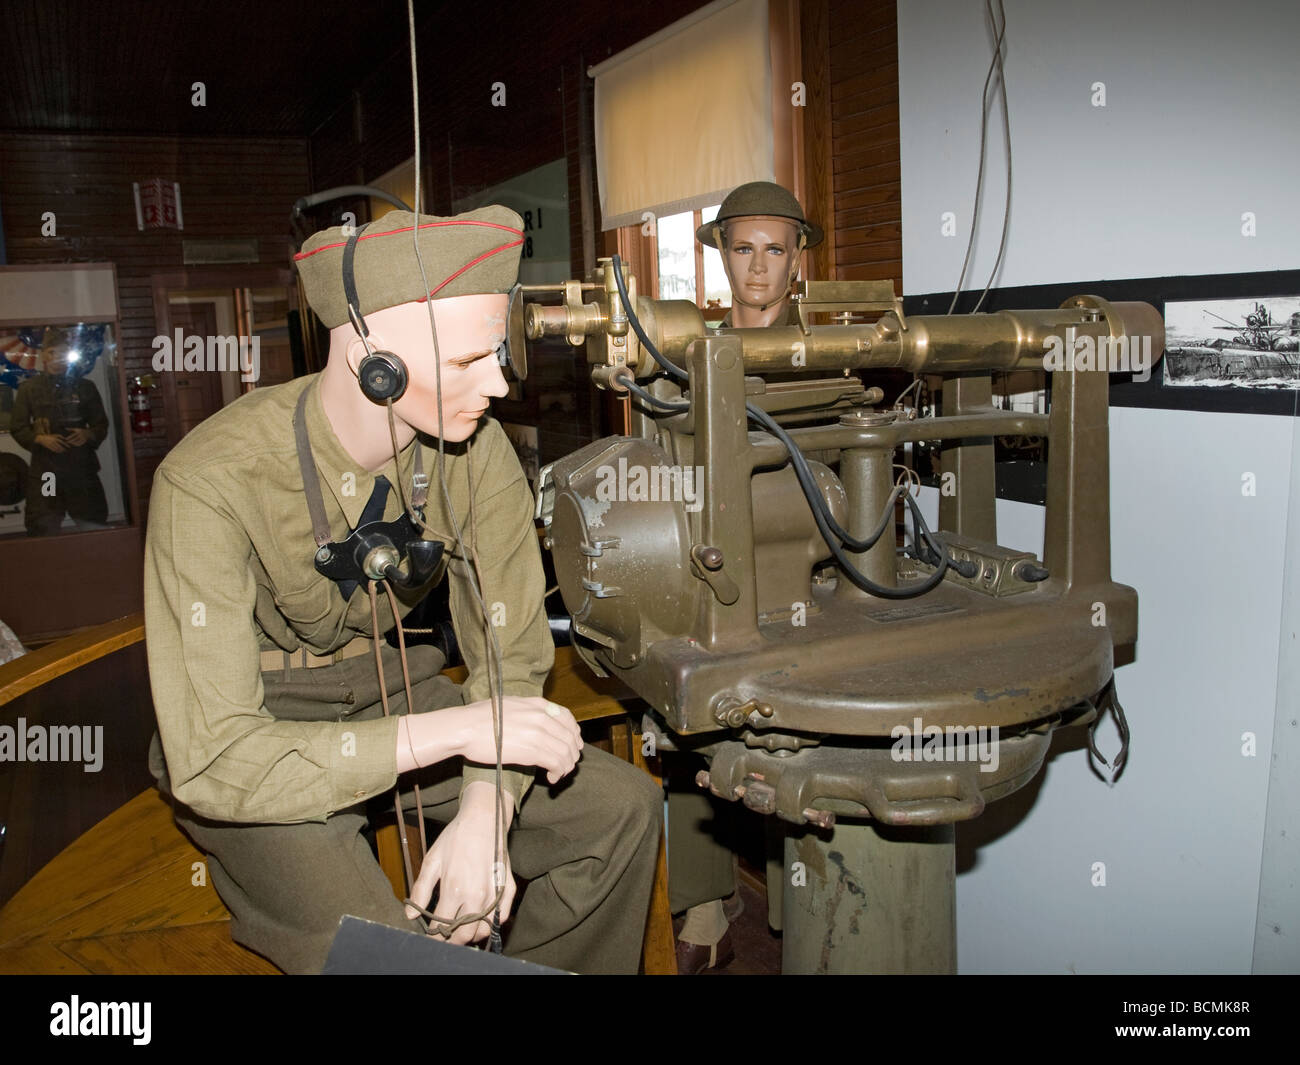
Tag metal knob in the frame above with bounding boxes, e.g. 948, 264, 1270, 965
696, 546, 724, 571
362, 544, 401, 580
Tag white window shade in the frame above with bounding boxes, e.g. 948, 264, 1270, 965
592, 0, 773, 231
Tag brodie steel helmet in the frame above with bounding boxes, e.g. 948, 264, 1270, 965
695, 182, 824, 249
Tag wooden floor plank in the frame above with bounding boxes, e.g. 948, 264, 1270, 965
0, 938, 95, 975
58, 922, 278, 975
0, 790, 228, 947
0, 787, 275, 974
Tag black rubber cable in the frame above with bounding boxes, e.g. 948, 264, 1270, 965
611, 255, 689, 383
618, 372, 689, 412
619, 373, 903, 556
610, 257, 955, 598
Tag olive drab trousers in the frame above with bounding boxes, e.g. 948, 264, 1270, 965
150, 643, 663, 974
666, 754, 740, 914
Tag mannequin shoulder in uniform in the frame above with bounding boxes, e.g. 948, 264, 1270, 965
156, 374, 314, 483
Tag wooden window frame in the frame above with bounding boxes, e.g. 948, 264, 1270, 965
608, 0, 805, 315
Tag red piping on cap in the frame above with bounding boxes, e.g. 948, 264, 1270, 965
425, 238, 524, 299
293, 218, 524, 261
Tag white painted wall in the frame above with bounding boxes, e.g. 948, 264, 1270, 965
899, 0, 1299, 293
898, 0, 1299, 973
1255, 410, 1300, 973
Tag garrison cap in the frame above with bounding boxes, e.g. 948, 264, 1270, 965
295, 206, 524, 328
695, 181, 824, 250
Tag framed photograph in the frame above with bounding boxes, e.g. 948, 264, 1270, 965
1163, 296, 1300, 389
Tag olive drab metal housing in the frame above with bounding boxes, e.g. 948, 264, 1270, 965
518, 262, 1163, 973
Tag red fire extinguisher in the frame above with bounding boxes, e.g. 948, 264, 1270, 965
129, 375, 154, 434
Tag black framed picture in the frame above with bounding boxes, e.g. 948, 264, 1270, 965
906, 269, 1300, 418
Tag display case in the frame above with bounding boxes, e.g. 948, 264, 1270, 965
0, 264, 140, 641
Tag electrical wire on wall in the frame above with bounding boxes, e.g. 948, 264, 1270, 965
947, 0, 1012, 316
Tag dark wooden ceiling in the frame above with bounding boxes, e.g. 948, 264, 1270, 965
0, 0, 447, 137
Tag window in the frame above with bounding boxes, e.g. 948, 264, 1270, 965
595, 0, 805, 318
654, 206, 733, 318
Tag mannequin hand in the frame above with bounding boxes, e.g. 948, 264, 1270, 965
34, 434, 67, 453
62, 427, 92, 446
448, 696, 582, 785
405, 781, 514, 946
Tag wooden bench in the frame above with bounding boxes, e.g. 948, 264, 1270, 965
0, 614, 675, 974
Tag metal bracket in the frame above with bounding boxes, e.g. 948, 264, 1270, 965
793, 279, 907, 336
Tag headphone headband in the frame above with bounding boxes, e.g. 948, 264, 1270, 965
342, 226, 369, 338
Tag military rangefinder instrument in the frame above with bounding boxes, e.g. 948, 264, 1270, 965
523, 261, 1163, 973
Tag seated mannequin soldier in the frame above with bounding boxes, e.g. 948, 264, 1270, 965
144, 206, 662, 975
669, 182, 822, 972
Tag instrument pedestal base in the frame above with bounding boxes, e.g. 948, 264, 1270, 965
782, 820, 956, 974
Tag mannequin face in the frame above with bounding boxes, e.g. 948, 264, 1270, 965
722, 217, 799, 311
352, 294, 509, 442
39, 329, 75, 376
40, 349, 73, 376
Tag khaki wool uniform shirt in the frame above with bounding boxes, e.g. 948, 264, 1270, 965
144, 373, 552, 825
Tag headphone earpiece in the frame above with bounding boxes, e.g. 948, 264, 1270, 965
357, 349, 408, 403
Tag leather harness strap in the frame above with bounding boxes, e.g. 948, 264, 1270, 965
293, 383, 428, 551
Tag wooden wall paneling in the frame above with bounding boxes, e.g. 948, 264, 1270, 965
0, 528, 143, 643
825, 0, 901, 291
0, 642, 156, 910
573, 57, 598, 278
827, 20, 899, 71
800, 0, 836, 282
0, 1, 416, 140
0, 133, 311, 520
770, 0, 806, 203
